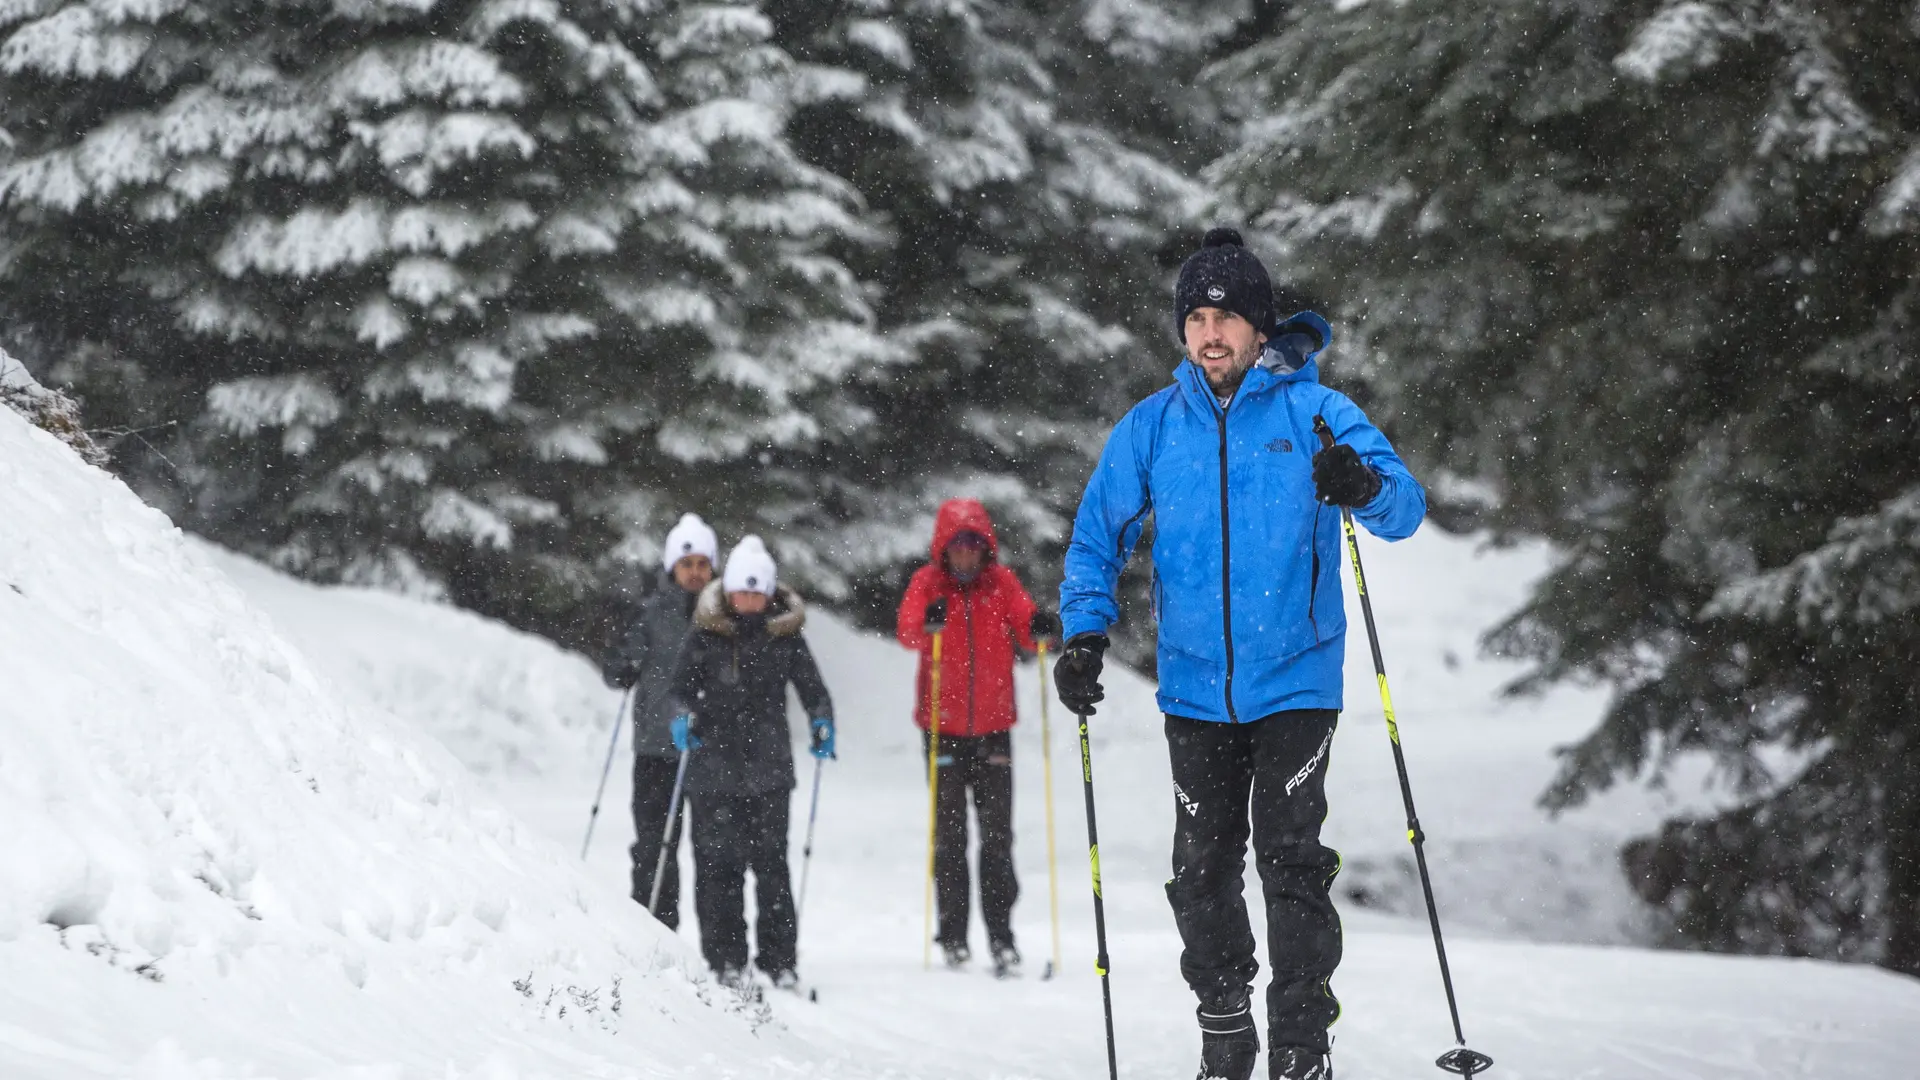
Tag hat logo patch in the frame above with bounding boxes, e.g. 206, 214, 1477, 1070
1206, 285, 1226, 302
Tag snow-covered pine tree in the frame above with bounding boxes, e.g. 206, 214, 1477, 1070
0, 0, 887, 648
1204, 1, 1920, 971
754, 0, 1224, 659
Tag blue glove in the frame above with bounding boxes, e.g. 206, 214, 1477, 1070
809, 716, 836, 760
670, 714, 701, 753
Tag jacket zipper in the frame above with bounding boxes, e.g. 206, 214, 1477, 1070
964, 591, 978, 736
1216, 400, 1240, 723
1307, 504, 1322, 639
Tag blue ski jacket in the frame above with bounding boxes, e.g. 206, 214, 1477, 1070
1059, 315, 1426, 722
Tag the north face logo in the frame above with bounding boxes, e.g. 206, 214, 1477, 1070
1266, 438, 1293, 453
1206, 284, 1226, 303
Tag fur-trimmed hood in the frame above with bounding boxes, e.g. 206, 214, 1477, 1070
694, 580, 806, 637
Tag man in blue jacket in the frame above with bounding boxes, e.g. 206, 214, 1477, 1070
1054, 228, 1425, 1080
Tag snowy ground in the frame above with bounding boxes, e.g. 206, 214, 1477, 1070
7, 402, 1920, 1078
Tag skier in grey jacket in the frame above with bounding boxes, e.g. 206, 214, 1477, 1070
604, 512, 719, 926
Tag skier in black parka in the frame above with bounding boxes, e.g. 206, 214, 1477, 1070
671, 535, 834, 990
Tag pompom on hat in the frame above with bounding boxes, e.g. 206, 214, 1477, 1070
722, 535, 777, 596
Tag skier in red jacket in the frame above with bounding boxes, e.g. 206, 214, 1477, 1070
896, 498, 1062, 977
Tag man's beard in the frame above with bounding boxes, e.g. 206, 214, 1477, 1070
1200, 339, 1263, 393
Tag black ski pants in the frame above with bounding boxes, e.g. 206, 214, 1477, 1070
690, 789, 798, 976
1165, 710, 1341, 1054
629, 753, 686, 929
926, 730, 1019, 952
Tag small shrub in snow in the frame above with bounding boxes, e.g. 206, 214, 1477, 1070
0, 348, 107, 466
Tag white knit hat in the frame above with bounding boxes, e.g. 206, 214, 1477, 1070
721, 535, 777, 596
660, 513, 719, 573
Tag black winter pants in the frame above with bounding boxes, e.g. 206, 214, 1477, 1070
925, 730, 1019, 951
1165, 710, 1341, 1053
629, 753, 685, 929
690, 790, 798, 976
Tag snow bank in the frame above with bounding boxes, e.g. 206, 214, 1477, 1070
0, 407, 825, 1078
203, 547, 620, 780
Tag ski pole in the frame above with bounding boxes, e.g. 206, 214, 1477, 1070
922, 629, 944, 970
647, 747, 692, 916
581, 686, 637, 860
796, 756, 825, 925
1313, 415, 1493, 1079
1037, 640, 1063, 981
1071, 703, 1119, 1080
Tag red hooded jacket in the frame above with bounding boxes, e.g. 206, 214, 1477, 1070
896, 499, 1039, 737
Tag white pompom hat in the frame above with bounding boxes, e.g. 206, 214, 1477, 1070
660, 513, 719, 573
722, 535, 778, 596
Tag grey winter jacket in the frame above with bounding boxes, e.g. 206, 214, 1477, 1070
672, 582, 831, 798
605, 575, 701, 758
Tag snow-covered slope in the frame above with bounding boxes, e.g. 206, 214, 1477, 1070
0, 407, 850, 1078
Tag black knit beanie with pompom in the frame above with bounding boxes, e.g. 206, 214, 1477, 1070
1172, 227, 1276, 341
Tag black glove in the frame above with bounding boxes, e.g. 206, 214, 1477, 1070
1053, 633, 1108, 714
1029, 610, 1062, 644
923, 598, 948, 634
1312, 443, 1382, 507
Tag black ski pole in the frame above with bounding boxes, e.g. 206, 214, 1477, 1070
1313, 415, 1493, 1079
647, 748, 692, 915
1072, 704, 1119, 1080
795, 756, 825, 923
581, 686, 636, 860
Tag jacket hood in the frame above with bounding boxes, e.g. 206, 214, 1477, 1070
930, 498, 1000, 561
1260, 310, 1330, 374
694, 580, 806, 637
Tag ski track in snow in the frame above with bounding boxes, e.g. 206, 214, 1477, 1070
5, 403, 1920, 1078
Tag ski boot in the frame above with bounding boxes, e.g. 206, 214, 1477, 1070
769, 969, 801, 993
940, 941, 971, 970
1269, 1047, 1331, 1080
1195, 988, 1260, 1080
990, 943, 1021, 979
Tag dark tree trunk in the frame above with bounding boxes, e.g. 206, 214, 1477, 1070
1881, 745, 1920, 977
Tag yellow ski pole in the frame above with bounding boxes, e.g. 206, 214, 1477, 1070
923, 628, 944, 970
1313, 415, 1492, 1079
1036, 640, 1063, 980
